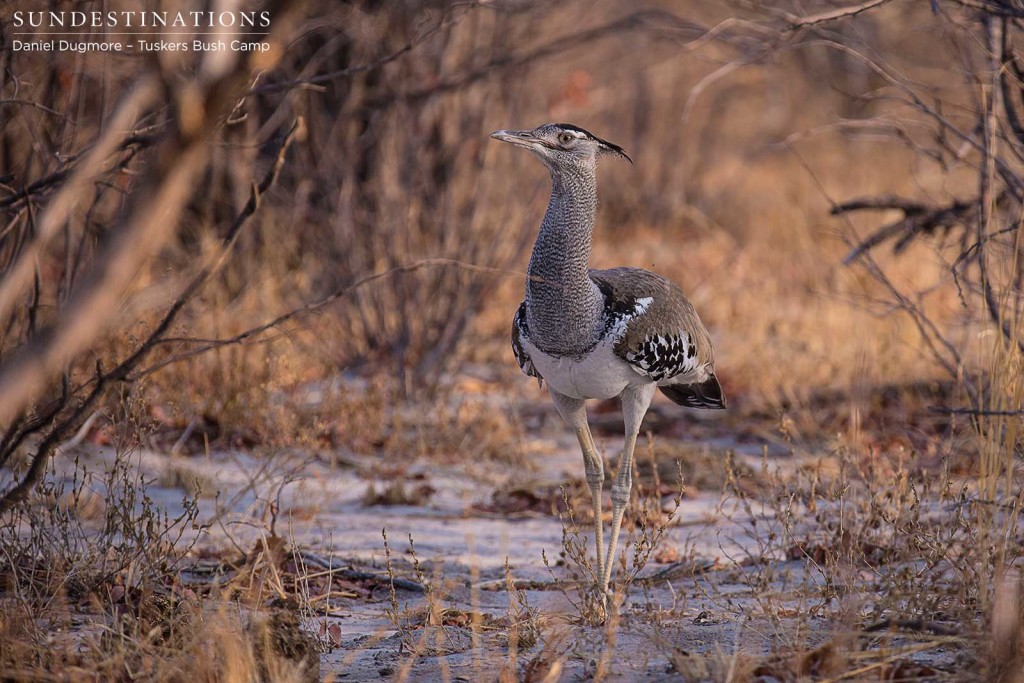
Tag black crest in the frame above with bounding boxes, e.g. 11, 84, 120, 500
555, 123, 632, 163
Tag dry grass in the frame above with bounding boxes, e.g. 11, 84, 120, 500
2, 0, 971, 414
2, 0, 1023, 680
0, 598, 319, 683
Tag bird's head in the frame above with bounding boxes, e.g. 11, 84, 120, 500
489, 123, 631, 174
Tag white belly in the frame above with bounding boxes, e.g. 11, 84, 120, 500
523, 336, 648, 400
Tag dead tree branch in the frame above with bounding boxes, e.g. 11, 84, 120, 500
0, 0, 302, 427
107, 120, 301, 383
132, 259, 531, 379
0, 118, 299, 516
980, 16, 1024, 353
837, 196, 982, 264
782, 0, 894, 31
0, 80, 159, 323
930, 406, 1024, 416
364, 10, 712, 110
789, 146, 970, 394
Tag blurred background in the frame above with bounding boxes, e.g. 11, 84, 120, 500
0, 0, 1019, 474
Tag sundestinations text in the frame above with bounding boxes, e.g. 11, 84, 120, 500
12, 11, 270, 29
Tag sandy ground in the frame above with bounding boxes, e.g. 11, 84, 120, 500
21, 403, 977, 682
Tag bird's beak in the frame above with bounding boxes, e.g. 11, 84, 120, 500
490, 129, 542, 150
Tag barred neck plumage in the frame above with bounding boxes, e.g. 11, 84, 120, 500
526, 165, 604, 355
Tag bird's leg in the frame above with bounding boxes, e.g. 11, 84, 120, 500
600, 384, 656, 596
548, 390, 605, 583
600, 432, 637, 592
573, 424, 605, 582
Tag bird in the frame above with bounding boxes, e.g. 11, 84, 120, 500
490, 122, 726, 608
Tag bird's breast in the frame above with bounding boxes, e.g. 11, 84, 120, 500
522, 334, 647, 400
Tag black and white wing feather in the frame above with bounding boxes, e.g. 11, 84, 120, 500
591, 267, 726, 409
624, 332, 700, 382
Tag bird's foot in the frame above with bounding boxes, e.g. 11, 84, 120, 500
585, 580, 613, 624
588, 587, 609, 625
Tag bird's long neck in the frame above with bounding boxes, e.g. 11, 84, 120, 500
526, 167, 604, 355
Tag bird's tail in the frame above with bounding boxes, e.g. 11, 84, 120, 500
659, 373, 726, 409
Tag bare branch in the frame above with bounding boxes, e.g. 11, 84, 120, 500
107, 120, 301, 383
248, 2, 479, 96
0, 376, 68, 472
0, 78, 160, 324
980, 17, 1024, 353
0, 0, 304, 426
0, 128, 160, 210
367, 10, 711, 110
953, 0, 1024, 18
0, 368, 104, 517
839, 198, 978, 264
782, 0, 894, 31
133, 259, 532, 379
929, 406, 1024, 415
789, 145, 969, 391
0, 120, 299, 513
830, 196, 931, 214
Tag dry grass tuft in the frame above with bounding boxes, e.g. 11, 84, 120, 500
386, 398, 528, 468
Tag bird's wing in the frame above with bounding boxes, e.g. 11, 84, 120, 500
590, 267, 725, 409
511, 301, 542, 381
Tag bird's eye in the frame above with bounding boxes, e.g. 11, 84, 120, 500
558, 132, 575, 145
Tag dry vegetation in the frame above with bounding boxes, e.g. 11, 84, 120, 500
1, 0, 1024, 680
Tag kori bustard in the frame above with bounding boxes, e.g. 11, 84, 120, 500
491, 123, 725, 606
